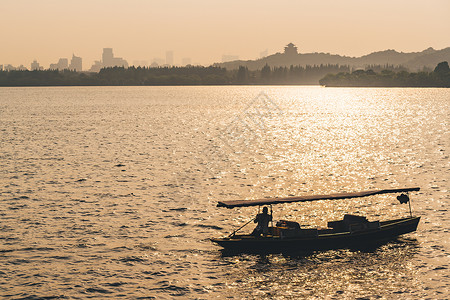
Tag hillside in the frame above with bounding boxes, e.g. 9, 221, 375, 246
403, 48, 450, 70
216, 44, 450, 71
319, 61, 450, 87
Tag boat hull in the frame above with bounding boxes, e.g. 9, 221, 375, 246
211, 216, 420, 253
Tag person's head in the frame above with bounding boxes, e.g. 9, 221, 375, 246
262, 207, 268, 214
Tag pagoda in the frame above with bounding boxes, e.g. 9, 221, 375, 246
284, 43, 298, 56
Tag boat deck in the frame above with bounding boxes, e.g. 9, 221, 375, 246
211, 216, 420, 252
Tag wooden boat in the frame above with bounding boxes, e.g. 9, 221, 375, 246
211, 187, 420, 253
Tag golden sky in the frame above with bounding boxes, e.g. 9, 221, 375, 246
1, 0, 449, 68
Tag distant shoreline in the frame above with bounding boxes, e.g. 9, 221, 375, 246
319, 62, 450, 88
0, 64, 346, 87
1, 84, 449, 88
1, 62, 449, 88
0, 82, 448, 88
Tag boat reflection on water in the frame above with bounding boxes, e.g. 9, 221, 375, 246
221, 237, 420, 262
218, 237, 421, 299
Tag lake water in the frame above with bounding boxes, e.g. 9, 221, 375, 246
0, 86, 449, 299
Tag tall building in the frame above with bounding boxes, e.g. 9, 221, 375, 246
58, 58, 68, 69
89, 61, 103, 72
166, 51, 174, 66
30, 60, 43, 71
69, 54, 82, 72
50, 58, 68, 70
103, 48, 128, 68
102, 48, 114, 67
89, 48, 128, 71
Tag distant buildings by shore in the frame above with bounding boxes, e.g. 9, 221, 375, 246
0, 48, 194, 72
88, 48, 128, 72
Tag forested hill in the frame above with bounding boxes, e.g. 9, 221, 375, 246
217, 47, 450, 71
319, 61, 450, 87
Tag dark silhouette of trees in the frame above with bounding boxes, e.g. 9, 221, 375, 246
0, 64, 351, 86
236, 66, 249, 84
434, 61, 450, 74
0, 66, 232, 86
5, 62, 448, 87
240, 63, 349, 85
319, 62, 450, 87
260, 64, 271, 83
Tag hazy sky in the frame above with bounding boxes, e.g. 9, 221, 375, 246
1, 0, 449, 68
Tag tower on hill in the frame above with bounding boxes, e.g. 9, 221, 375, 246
284, 43, 298, 56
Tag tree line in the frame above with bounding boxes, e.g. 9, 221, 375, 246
2, 63, 448, 87
319, 62, 450, 87
0, 64, 349, 86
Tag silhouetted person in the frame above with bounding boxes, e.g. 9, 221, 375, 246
252, 207, 272, 236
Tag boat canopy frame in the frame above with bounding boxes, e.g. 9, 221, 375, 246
217, 187, 420, 209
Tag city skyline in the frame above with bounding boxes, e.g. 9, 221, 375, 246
1, 48, 193, 72
1, 0, 449, 68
